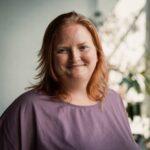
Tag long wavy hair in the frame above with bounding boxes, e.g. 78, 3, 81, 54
30, 11, 108, 102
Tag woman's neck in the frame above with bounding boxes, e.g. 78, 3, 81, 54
64, 79, 88, 92
62, 80, 97, 106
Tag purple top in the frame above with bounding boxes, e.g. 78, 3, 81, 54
0, 89, 140, 150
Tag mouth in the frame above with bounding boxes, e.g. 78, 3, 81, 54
67, 64, 86, 68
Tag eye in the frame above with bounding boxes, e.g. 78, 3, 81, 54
56, 48, 70, 54
79, 45, 89, 51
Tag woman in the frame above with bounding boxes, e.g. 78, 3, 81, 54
0, 11, 140, 150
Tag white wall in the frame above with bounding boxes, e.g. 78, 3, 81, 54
0, 0, 117, 115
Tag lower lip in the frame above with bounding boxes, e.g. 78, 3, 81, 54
68, 65, 85, 68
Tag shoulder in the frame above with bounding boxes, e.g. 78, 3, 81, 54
0, 90, 50, 121
104, 88, 130, 124
104, 88, 122, 104
15, 89, 47, 103
105, 88, 121, 99
0, 90, 49, 149
104, 88, 124, 110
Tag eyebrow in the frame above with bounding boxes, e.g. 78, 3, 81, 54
56, 46, 70, 49
57, 42, 87, 48
77, 42, 87, 46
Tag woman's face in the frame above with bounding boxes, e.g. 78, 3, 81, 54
53, 24, 98, 84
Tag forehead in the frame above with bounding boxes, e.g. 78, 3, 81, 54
59, 23, 90, 34
54, 24, 93, 44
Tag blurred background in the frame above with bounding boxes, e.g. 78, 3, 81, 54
0, 0, 150, 149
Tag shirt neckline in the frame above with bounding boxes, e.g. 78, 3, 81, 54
59, 100, 102, 109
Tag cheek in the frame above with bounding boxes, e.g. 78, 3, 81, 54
84, 50, 98, 63
55, 55, 68, 67
92, 49, 98, 64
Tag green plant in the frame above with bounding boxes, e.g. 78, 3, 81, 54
119, 72, 141, 93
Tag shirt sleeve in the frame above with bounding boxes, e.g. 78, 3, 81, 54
0, 93, 36, 150
113, 91, 140, 149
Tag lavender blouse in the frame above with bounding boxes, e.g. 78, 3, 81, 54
0, 89, 140, 150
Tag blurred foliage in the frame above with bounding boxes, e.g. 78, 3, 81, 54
119, 72, 141, 93
119, 69, 150, 95
141, 70, 150, 94
90, 5, 149, 97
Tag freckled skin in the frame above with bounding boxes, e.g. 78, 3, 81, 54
54, 24, 98, 85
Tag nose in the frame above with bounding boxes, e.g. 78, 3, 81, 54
70, 48, 81, 62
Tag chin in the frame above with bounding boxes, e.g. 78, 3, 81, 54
69, 74, 90, 80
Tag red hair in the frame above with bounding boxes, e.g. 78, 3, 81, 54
30, 11, 108, 101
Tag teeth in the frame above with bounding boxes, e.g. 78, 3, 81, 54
73, 65, 81, 66
68, 64, 84, 68
73, 64, 83, 66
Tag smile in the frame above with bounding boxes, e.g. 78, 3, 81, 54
67, 64, 85, 68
